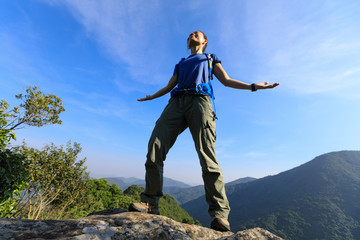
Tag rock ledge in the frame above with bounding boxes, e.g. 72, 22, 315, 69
0, 210, 283, 240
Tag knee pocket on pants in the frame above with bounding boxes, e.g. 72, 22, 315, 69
205, 119, 216, 142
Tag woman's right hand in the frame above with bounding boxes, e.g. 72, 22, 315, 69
137, 95, 153, 101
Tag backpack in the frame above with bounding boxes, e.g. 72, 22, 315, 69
170, 53, 217, 117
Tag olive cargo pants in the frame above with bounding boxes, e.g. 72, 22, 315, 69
141, 94, 230, 219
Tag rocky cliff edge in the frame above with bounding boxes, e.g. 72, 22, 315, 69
0, 209, 283, 240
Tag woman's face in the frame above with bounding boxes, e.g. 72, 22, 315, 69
187, 31, 207, 50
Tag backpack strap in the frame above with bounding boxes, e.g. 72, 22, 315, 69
207, 53, 214, 80
205, 53, 217, 119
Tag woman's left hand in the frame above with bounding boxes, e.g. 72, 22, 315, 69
255, 82, 280, 90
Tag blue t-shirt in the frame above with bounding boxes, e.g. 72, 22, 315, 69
173, 53, 221, 90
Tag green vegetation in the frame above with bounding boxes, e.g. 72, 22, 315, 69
123, 184, 144, 201
0, 149, 28, 217
0, 87, 197, 225
59, 181, 198, 224
159, 194, 198, 224
11, 142, 89, 220
62, 179, 133, 219
1, 86, 65, 218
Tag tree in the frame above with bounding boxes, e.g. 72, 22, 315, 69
8, 142, 89, 220
0, 149, 29, 217
0, 86, 65, 217
64, 179, 134, 219
86, 179, 123, 210
123, 184, 145, 201
159, 194, 195, 224
1, 86, 64, 133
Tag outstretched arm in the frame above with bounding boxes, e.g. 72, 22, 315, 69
137, 74, 178, 101
213, 63, 279, 90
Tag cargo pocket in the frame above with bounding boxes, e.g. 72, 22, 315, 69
205, 119, 217, 143
199, 95, 215, 120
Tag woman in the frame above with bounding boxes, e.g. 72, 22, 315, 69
129, 31, 279, 232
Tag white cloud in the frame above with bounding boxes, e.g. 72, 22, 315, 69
215, 0, 360, 97
243, 151, 266, 158
64, 89, 131, 120
51, 0, 175, 86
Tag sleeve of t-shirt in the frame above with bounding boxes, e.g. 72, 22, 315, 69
173, 63, 179, 76
213, 54, 221, 65
173, 57, 185, 76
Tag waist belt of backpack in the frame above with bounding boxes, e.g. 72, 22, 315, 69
170, 83, 211, 97
170, 87, 197, 97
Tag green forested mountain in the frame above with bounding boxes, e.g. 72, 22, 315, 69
182, 151, 360, 240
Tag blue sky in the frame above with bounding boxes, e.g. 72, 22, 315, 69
1, 0, 360, 185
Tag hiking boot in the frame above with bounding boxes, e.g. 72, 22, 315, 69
211, 215, 231, 232
128, 202, 160, 215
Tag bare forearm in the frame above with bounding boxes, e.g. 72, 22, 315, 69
149, 85, 173, 100
138, 75, 178, 101
222, 78, 252, 90
223, 78, 279, 91
137, 85, 172, 102
213, 63, 279, 91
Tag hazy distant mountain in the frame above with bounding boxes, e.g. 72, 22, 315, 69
103, 176, 256, 205
226, 177, 257, 186
170, 185, 204, 205
103, 177, 192, 191
183, 151, 360, 240
170, 177, 256, 205
163, 177, 192, 188
103, 177, 136, 190
116, 177, 144, 184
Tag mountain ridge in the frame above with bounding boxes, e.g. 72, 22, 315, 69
182, 150, 360, 240
103, 176, 192, 191
103, 176, 257, 205
170, 177, 257, 205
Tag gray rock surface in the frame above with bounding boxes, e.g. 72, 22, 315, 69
0, 210, 283, 240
